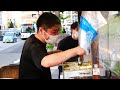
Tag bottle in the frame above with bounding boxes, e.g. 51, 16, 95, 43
92, 64, 100, 79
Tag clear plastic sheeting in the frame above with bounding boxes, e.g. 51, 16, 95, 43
79, 11, 107, 54
98, 11, 120, 76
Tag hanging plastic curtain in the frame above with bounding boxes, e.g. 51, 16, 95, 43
79, 11, 107, 54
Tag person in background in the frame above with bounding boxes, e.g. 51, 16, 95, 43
57, 21, 80, 79
19, 13, 86, 79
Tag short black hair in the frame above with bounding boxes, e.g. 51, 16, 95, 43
36, 12, 61, 32
71, 21, 78, 29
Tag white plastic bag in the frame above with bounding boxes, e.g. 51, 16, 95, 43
79, 11, 107, 54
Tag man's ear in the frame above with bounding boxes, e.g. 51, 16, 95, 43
39, 27, 44, 34
71, 29, 73, 32
76, 27, 79, 31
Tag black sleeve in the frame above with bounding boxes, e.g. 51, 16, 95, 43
30, 44, 48, 69
57, 40, 66, 51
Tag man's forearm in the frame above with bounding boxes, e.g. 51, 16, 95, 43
47, 50, 62, 55
41, 47, 77, 67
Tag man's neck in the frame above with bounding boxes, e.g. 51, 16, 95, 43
35, 33, 46, 44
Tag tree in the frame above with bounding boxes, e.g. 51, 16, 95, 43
59, 14, 70, 24
8, 19, 14, 28
59, 11, 70, 34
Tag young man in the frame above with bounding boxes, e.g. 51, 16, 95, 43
19, 12, 86, 79
57, 21, 80, 78
57, 21, 79, 62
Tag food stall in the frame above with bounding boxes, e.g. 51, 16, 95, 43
62, 11, 120, 79
62, 51, 106, 79
63, 60, 93, 79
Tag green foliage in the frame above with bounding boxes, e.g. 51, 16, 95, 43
59, 14, 70, 20
46, 43, 54, 50
114, 62, 120, 75
8, 19, 14, 28
59, 11, 70, 34
60, 26, 66, 34
59, 14, 70, 23
59, 11, 70, 24
103, 59, 120, 75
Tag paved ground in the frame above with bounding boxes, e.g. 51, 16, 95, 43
0, 36, 3, 41
0, 38, 23, 52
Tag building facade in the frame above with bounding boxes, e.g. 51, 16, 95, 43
1, 11, 43, 30
61, 11, 78, 35
0, 11, 78, 31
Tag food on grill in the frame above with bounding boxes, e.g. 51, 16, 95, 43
63, 61, 92, 71
69, 76, 89, 79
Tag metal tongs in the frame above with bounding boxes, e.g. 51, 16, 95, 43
78, 55, 83, 65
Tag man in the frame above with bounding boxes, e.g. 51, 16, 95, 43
19, 12, 86, 79
57, 21, 80, 78
57, 21, 79, 62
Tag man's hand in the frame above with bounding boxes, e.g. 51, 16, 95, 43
76, 46, 86, 56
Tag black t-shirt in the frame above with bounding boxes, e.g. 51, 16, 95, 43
19, 34, 51, 79
57, 36, 79, 62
